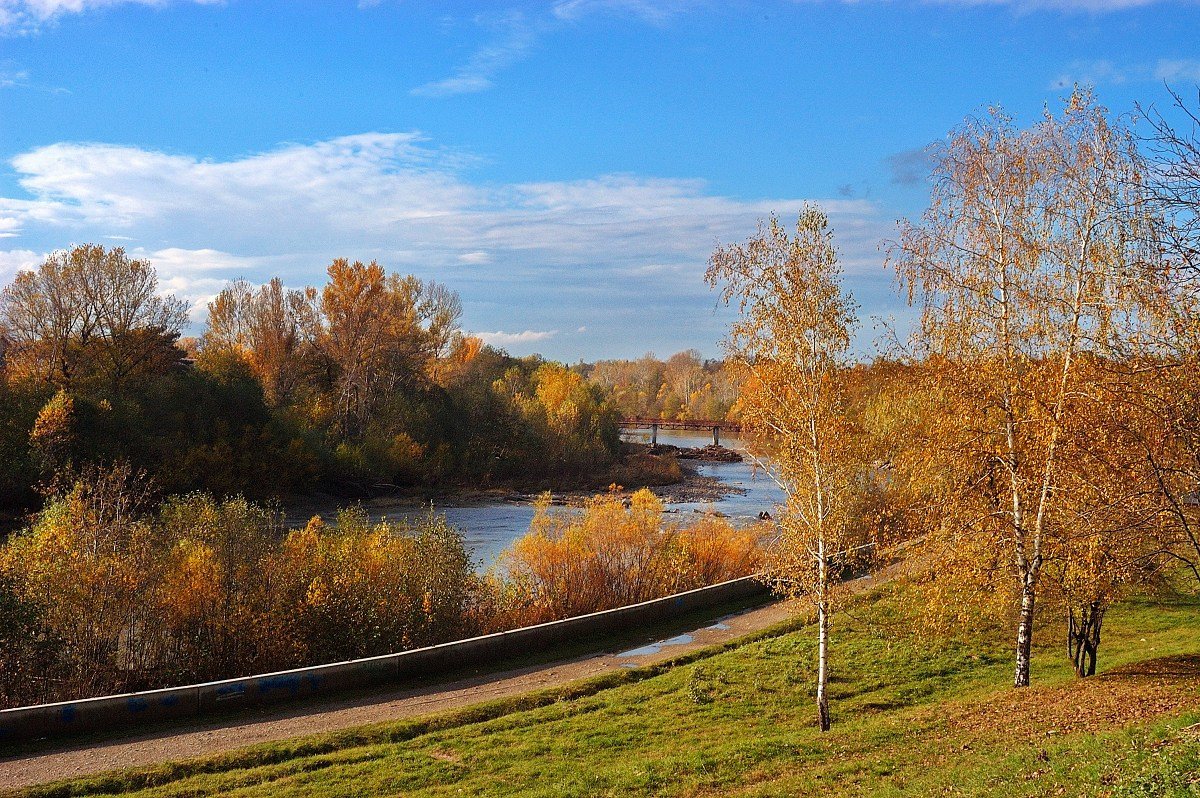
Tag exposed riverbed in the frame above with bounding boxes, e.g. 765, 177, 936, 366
286, 430, 785, 570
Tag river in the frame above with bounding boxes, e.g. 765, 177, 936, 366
290, 430, 785, 571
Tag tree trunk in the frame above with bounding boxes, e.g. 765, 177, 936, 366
1013, 574, 1036, 688
816, 595, 830, 732
816, 539, 831, 732
1067, 600, 1104, 678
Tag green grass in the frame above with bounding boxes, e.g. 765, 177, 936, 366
14, 585, 1200, 798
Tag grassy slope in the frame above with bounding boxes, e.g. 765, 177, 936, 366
15, 585, 1200, 798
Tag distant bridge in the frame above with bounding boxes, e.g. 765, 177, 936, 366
619, 417, 741, 446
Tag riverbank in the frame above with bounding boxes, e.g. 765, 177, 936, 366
285, 454, 746, 527
284, 442, 749, 526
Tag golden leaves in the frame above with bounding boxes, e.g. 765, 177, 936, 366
494, 488, 764, 627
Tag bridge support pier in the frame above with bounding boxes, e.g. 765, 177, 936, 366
713, 426, 720, 446
651, 423, 658, 447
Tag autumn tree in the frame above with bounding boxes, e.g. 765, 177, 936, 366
1142, 86, 1200, 274
29, 389, 75, 486
318, 259, 461, 437
0, 245, 189, 390
707, 206, 862, 732
492, 361, 620, 478
203, 278, 319, 406
1041, 362, 1175, 677
1132, 87, 1200, 589
496, 489, 763, 627
587, 352, 740, 421
1, 463, 160, 698
888, 89, 1157, 686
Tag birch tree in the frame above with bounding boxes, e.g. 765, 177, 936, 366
707, 206, 861, 731
888, 88, 1154, 687
1136, 87, 1200, 589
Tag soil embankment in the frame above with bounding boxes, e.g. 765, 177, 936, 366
0, 599, 794, 791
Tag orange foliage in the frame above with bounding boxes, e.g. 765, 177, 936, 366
484, 489, 764, 629
0, 470, 476, 706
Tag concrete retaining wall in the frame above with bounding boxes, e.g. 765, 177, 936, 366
0, 575, 768, 746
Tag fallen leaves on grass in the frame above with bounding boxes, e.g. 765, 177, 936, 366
938, 655, 1200, 740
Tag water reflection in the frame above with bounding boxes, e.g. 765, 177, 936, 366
297, 430, 784, 570
627, 429, 787, 524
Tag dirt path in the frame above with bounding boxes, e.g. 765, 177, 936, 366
0, 599, 796, 791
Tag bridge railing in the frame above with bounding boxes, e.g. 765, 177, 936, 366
619, 418, 741, 445
619, 417, 740, 429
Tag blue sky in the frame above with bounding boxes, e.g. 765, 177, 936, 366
1, 0, 1197, 360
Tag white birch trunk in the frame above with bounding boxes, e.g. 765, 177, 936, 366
1013, 572, 1036, 687
816, 532, 831, 732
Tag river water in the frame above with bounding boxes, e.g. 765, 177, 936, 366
295, 430, 785, 570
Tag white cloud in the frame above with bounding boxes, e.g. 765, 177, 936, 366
411, 12, 537, 98
0, 132, 893, 354
0, 0, 219, 34
457, 250, 492, 265
1155, 59, 1200, 83
4, 133, 478, 245
1050, 58, 1200, 89
551, 0, 699, 23
1, 133, 884, 271
0, 247, 40, 285
475, 329, 559, 348
0, 66, 28, 87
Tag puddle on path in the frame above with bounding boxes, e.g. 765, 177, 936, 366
616, 633, 695, 659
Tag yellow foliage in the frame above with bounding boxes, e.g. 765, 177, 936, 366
491, 489, 764, 628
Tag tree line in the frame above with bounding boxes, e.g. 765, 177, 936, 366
711, 87, 1200, 732
0, 252, 633, 521
583, 351, 742, 422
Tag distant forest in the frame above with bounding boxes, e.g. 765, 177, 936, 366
581, 351, 741, 422
0, 250, 649, 518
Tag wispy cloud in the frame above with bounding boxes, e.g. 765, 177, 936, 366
0, 65, 28, 87
1050, 59, 1129, 89
457, 250, 493, 265
475, 329, 559, 348
551, 0, 700, 23
805, 0, 1193, 10
0, 62, 70, 94
410, 0, 1189, 101
411, 12, 538, 98
0, 132, 883, 264
0, 0, 220, 35
1155, 59, 1200, 83
410, 1, 701, 99
1050, 58, 1200, 89
0, 132, 892, 355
